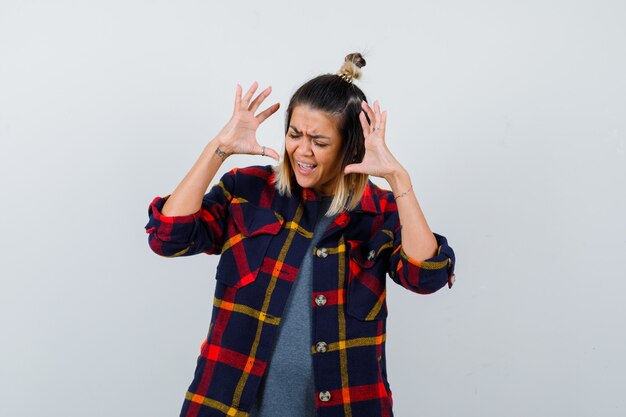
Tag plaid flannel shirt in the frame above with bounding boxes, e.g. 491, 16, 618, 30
144, 164, 456, 417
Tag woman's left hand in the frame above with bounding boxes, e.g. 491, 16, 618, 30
345, 100, 437, 263
343, 100, 403, 180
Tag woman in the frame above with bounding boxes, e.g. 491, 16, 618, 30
145, 53, 456, 417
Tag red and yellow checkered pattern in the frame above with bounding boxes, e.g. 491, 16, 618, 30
145, 164, 456, 417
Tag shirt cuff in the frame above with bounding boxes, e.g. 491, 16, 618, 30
148, 195, 201, 223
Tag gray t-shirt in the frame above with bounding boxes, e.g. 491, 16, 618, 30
249, 195, 338, 417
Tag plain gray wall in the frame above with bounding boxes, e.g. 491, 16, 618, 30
1, 1, 625, 416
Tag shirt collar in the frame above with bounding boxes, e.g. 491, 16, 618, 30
350, 180, 383, 215
295, 180, 382, 215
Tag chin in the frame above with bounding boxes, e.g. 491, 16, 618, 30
296, 177, 316, 189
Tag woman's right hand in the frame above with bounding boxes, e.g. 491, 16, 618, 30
212, 81, 281, 161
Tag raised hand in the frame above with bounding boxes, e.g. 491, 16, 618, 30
344, 100, 401, 180
214, 81, 280, 161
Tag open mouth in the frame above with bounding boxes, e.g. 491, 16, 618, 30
297, 161, 317, 172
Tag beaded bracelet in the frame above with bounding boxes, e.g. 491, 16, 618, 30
394, 184, 413, 200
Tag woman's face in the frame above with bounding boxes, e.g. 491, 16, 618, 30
285, 105, 344, 196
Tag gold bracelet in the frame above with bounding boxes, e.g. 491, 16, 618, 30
394, 184, 413, 199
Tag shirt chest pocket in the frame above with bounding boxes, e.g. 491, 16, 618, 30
215, 200, 284, 288
345, 230, 394, 321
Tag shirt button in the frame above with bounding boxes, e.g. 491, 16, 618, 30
319, 391, 331, 402
315, 341, 328, 353
367, 249, 376, 261
315, 294, 327, 306
316, 248, 328, 258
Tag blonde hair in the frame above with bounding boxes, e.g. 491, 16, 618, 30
271, 52, 371, 217
271, 156, 369, 216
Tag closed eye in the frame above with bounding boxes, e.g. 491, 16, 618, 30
288, 133, 328, 147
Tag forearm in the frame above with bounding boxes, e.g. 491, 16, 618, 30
385, 168, 438, 262
161, 138, 228, 217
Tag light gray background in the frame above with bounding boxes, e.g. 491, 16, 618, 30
1, 1, 625, 416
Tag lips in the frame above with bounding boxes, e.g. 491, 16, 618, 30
297, 161, 316, 170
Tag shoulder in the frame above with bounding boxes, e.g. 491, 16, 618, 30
368, 179, 393, 200
225, 164, 278, 205
365, 179, 397, 214
221, 164, 275, 185
231, 164, 275, 179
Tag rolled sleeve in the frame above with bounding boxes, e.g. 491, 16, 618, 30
144, 169, 235, 257
389, 229, 456, 294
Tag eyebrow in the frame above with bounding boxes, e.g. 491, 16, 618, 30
289, 126, 331, 140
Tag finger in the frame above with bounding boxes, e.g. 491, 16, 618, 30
378, 110, 388, 143
361, 101, 376, 128
241, 81, 259, 108
373, 100, 382, 128
359, 111, 371, 136
249, 86, 272, 113
257, 144, 280, 161
360, 101, 374, 126
255, 102, 281, 124
234, 83, 242, 113
249, 86, 271, 113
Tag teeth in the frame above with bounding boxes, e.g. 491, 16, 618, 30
298, 162, 315, 169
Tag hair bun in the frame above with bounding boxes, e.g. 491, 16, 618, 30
337, 52, 366, 83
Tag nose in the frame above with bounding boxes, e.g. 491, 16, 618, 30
296, 138, 313, 156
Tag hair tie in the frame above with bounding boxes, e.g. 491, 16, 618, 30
337, 70, 354, 83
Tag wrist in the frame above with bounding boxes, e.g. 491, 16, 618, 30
207, 137, 233, 161
385, 167, 410, 192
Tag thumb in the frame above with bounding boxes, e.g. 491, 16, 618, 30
258, 143, 280, 161
344, 163, 365, 175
